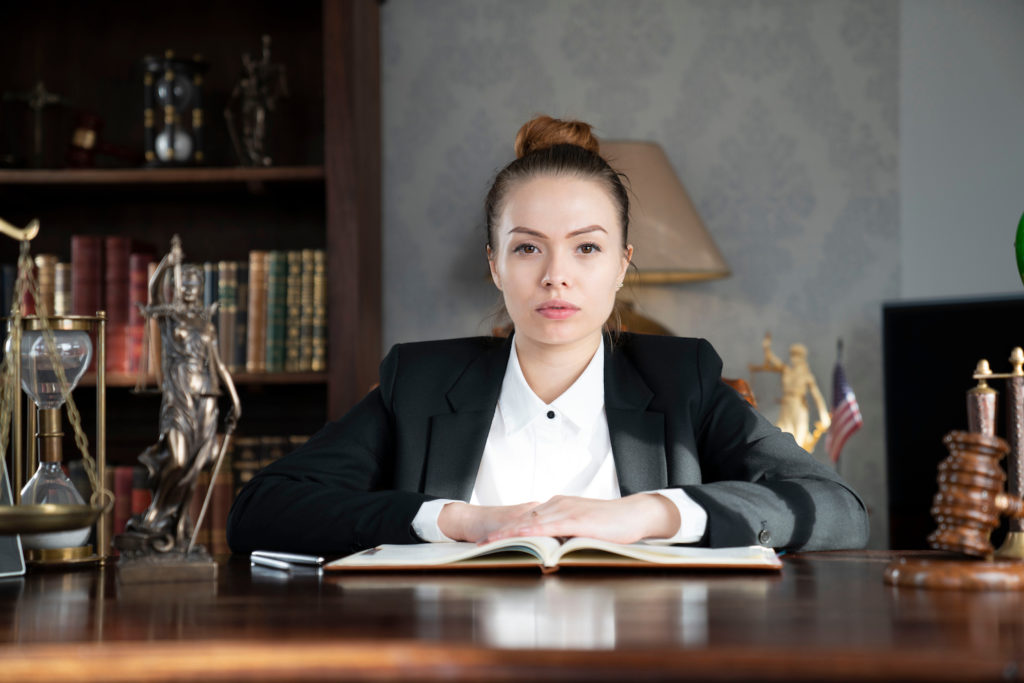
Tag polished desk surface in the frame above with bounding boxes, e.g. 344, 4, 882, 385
2, 550, 1024, 682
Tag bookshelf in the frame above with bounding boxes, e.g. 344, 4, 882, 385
0, 0, 381, 464
0, 166, 326, 185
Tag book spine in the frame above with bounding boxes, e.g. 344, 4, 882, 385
19, 260, 36, 316
284, 250, 302, 372
299, 249, 315, 372
105, 236, 132, 373
202, 261, 218, 327
264, 251, 287, 373
189, 469, 211, 551
71, 234, 103, 316
1, 263, 15, 319
131, 465, 153, 518
217, 261, 238, 372
311, 249, 327, 371
245, 251, 268, 372
127, 253, 152, 374
53, 262, 71, 316
33, 254, 57, 316
210, 449, 233, 556
113, 465, 134, 538
234, 262, 249, 372
231, 436, 262, 499
146, 261, 162, 380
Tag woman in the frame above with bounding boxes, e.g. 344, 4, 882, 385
227, 116, 869, 555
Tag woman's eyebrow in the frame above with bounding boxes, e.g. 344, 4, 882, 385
567, 225, 607, 237
508, 225, 607, 238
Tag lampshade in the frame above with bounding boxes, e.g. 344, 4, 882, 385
601, 141, 729, 284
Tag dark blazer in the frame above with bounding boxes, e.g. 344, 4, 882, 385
227, 333, 869, 555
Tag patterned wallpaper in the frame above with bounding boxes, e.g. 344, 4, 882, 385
381, 0, 899, 548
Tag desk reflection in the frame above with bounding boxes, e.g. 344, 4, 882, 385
330, 573, 772, 650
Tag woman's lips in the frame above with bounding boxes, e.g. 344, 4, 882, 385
536, 300, 580, 320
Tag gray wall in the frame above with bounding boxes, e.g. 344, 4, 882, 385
901, 0, 1024, 299
380, 0, 1022, 549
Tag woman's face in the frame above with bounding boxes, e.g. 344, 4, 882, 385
488, 174, 632, 352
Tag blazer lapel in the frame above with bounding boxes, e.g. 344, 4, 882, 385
423, 336, 511, 500
605, 340, 667, 494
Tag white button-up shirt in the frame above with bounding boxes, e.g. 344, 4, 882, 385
412, 336, 708, 543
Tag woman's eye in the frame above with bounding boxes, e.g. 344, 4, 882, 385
513, 244, 538, 254
578, 243, 601, 254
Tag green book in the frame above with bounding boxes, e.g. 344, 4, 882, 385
263, 251, 288, 372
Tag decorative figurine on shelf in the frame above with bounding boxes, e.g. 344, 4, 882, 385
749, 333, 830, 453
2, 81, 72, 168
142, 51, 208, 166
116, 236, 240, 580
225, 35, 289, 167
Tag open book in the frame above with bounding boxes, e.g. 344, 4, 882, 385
326, 537, 781, 574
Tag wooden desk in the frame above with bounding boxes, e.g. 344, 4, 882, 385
1, 551, 1023, 681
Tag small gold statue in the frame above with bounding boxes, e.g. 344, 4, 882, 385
116, 236, 240, 576
750, 333, 830, 452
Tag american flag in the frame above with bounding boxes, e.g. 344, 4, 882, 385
825, 341, 863, 464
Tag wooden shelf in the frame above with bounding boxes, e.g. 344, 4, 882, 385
0, 166, 325, 186
83, 371, 328, 388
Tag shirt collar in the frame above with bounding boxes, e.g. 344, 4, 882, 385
498, 335, 605, 436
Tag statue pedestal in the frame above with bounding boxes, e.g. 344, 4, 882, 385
116, 546, 217, 584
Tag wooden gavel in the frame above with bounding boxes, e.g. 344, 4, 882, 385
929, 430, 1024, 557
928, 352, 1024, 558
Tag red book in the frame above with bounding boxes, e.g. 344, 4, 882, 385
71, 235, 103, 316
113, 466, 134, 537
127, 252, 154, 374
131, 466, 152, 516
105, 237, 131, 373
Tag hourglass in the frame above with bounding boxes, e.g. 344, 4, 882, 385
0, 217, 109, 567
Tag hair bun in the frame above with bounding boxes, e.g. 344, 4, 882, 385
513, 115, 600, 159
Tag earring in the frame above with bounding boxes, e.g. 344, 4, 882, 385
616, 282, 623, 290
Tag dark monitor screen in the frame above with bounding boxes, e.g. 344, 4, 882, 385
884, 295, 1024, 549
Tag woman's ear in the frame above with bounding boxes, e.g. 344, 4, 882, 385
619, 244, 634, 281
487, 245, 502, 290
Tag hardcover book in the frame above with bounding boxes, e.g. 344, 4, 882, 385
245, 251, 268, 373
328, 539, 782, 574
264, 251, 287, 372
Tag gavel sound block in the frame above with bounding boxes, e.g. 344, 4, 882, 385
885, 430, 1024, 590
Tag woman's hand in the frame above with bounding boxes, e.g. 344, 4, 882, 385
437, 501, 540, 542
481, 493, 681, 545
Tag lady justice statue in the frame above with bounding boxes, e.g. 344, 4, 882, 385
750, 333, 830, 453
117, 235, 240, 560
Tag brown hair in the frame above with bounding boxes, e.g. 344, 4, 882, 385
484, 115, 630, 252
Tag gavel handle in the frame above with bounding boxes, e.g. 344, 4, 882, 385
996, 493, 1024, 519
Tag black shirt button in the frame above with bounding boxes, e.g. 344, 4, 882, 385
546, 410, 555, 419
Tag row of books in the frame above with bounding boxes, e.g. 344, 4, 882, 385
0, 237, 328, 375
69, 433, 305, 556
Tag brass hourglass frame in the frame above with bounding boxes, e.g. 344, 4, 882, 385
6, 314, 109, 564
0, 217, 111, 565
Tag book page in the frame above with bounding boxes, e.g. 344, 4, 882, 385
554, 539, 781, 569
327, 536, 564, 569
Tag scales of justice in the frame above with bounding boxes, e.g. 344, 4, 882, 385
0, 220, 238, 581
886, 347, 1024, 590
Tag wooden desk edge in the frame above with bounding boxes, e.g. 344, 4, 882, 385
0, 639, 1017, 682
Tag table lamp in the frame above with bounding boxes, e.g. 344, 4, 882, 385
600, 141, 729, 285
